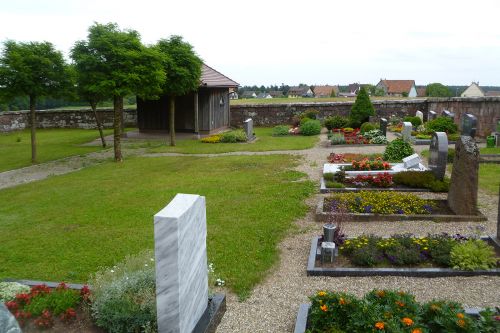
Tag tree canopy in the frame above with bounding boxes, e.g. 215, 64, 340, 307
349, 87, 375, 127
426, 83, 452, 97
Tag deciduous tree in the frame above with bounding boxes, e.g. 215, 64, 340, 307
426, 83, 452, 97
0, 41, 71, 163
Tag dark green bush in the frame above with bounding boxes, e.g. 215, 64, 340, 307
383, 139, 414, 162
323, 172, 335, 182
271, 125, 289, 136
403, 116, 422, 127
447, 148, 455, 163
426, 117, 458, 134
447, 133, 460, 141
324, 115, 349, 130
334, 170, 346, 183
303, 109, 319, 120
360, 122, 376, 134
392, 171, 449, 192
299, 117, 312, 126
427, 234, 456, 266
351, 245, 382, 267
300, 119, 321, 136
220, 130, 247, 143
349, 87, 375, 128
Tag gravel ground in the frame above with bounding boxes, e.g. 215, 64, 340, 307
216, 132, 500, 333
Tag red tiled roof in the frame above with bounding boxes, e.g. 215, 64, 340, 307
200, 64, 239, 88
313, 85, 339, 97
380, 80, 415, 94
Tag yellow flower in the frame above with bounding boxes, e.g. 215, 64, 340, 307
317, 291, 326, 297
320, 304, 328, 312
339, 297, 346, 305
457, 319, 466, 327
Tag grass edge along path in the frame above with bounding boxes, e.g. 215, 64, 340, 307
148, 127, 319, 154
0, 128, 114, 172
0, 154, 315, 299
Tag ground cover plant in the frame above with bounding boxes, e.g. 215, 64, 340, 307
149, 127, 318, 154
392, 171, 450, 192
201, 129, 247, 143
0, 154, 315, 299
383, 139, 414, 162
307, 289, 499, 333
0, 128, 113, 172
337, 233, 498, 269
326, 191, 433, 215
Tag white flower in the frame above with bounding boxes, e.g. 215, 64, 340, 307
110, 269, 115, 273
150, 258, 154, 262
144, 264, 148, 267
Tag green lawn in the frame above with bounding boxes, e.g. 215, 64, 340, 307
480, 147, 500, 154
478, 164, 500, 195
0, 129, 113, 172
0, 155, 314, 298
149, 127, 319, 154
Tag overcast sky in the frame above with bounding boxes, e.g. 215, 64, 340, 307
1, 0, 499, 87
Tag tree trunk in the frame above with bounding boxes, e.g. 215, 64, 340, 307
113, 95, 123, 162
29, 95, 37, 164
169, 96, 176, 146
91, 101, 106, 148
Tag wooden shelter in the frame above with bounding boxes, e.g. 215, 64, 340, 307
137, 64, 239, 134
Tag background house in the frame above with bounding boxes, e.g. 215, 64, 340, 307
288, 86, 314, 98
313, 85, 339, 98
241, 91, 257, 98
256, 92, 272, 99
376, 79, 417, 97
269, 91, 284, 98
137, 63, 238, 134
461, 82, 485, 97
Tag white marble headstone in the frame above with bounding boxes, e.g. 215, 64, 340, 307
154, 194, 208, 333
402, 122, 413, 142
416, 111, 424, 123
403, 153, 422, 169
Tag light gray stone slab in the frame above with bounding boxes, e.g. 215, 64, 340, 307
154, 194, 208, 333
428, 132, 448, 180
415, 110, 424, 123
243, 118, 255, 141
402, 122, 413, 142
402, 153, 422, 169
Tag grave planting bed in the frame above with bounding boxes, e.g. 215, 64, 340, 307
306, 236, 500, 277
320, 177, 432, 193
315, 197, 487, 222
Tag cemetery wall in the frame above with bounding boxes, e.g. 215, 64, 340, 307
0, 109, 137, 131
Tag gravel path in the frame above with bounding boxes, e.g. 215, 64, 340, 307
215, 133, 500, 333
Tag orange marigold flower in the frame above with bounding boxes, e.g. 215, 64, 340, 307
412, 329, 422, 333
457, 319, 466, 327
395, 301, 405, 307
339, 298, 346, 305
375, 322, 385, 330
320, 304, 328, 312
317, 291, 326, 297
456, 313, 464, 319
402, 317, 414, 326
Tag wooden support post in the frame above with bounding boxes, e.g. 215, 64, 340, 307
194, 92, 200, 139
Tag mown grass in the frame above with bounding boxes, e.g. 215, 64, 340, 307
230, 96, 416, 105
149, 127, 319, 154
0, 129, 113, 172
480, 147, 500, 154
478, 164, 500, 195
0, 155, 315, 298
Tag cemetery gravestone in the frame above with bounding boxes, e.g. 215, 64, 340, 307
429, 132, 448, 180
154, 194, 209, 333
496, 120, 500, 147
461, 113, 477, 138
428, 132, 448, 180
415, 110, 424, 123
402, 153, 422, 169
447, 136, 480, 215
428, 110, 437, 121
379, 118, 387, 137
243, 118, 255, 141
402, 122, 413, 142
442, 110, 455, 120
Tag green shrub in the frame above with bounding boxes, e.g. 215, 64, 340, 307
271, 125, 289, 136
416, 133, 432, 139
299, 117, 312, 126
349, 87, 375, 128
403, 116, 422, 127
220, 130, 247, 143
421, 300, 477, 332
303, 109, 319, 120
325, 115, 348, 130
425, 117, 458, 134
325, 181, 344, 189
369, 135, 388, 144
330, 133, 346, 145
447, 148, 455, 163
450, 239, 497, 271
334, 170, 346, 183
26, 286, 80, 316
89, 251, 157, 333
427, 234, 456, 266
360, 122, 376, 134
327, 191, 433, 215
383, 139, 414, 162
447, 133, 460, 141
351, 245, 382, 267
392, 171, 449, 192
300, 119, 321, 136
361, 129, 382, 140
0, 282, 30, 303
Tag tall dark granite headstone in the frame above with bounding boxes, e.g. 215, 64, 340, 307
442, 110, 455, 120
461, 113, 477, 138
428, 132, 448, 180
447, 136, 480, 215
428, 110, 437, 121
379, 118, 387, 137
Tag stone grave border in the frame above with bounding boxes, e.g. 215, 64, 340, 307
315, 197, 488, 222
393, 132, 457, 145
329, 143, 387, 147
1, 278, 227, 333
293, 303, 490, 333
319, 177, 430, 193
479, 154, 500, 164
306, 236, 500, 277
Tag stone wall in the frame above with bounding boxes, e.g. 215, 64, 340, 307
0, 109, 137, 132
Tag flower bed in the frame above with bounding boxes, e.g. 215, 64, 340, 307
294, 290, 499, 333
328, 129, 388, 146
315, 193, 487, 222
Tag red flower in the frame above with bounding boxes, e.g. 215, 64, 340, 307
5, 301, 18, 312
60, 307, 77, 322
56, 282, 68, 290
81, 285, 91, 302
